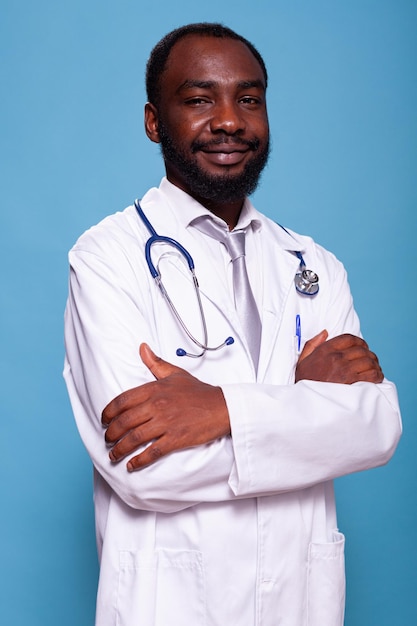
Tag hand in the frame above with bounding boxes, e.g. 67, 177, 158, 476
295, 331, 384, 384
102, 344, 230, 471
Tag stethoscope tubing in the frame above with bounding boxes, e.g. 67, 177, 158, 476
134, 199, 234, 357
134, 199, 319, 358
135, 200, 195, 278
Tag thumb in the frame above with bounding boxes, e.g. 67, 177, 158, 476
298, 329, 328, 363
139, 343, 187, 380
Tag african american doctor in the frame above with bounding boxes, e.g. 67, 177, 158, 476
64, 23, 401, 626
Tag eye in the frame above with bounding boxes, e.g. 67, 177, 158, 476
184, 97, 211, 106
239, 96, 262, 106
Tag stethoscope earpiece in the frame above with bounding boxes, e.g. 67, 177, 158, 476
176, 336, 234, 358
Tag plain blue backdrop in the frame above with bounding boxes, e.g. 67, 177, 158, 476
1, 1, 415, 624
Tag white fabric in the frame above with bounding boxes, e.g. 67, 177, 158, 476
64, 177, 401, 626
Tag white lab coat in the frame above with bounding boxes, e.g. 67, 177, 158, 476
64, 178, 401, 626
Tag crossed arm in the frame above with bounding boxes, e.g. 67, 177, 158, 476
102, 331, 384, 472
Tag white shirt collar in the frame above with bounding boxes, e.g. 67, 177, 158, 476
158, 177, 262, 233
156, 177, 306, 251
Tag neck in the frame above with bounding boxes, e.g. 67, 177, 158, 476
166, 173, 244, 231
196, 196, 244, 231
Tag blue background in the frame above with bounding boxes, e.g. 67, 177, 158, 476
1, 1, 416, 624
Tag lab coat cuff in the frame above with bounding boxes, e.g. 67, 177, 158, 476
221, 384, 253, 496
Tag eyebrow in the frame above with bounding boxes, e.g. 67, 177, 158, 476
177, 79, 266, 92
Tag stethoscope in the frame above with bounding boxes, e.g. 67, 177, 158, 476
134, 200, 319, 358
293, 252, 319, 296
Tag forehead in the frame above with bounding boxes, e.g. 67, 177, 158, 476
160, 35, 266, 93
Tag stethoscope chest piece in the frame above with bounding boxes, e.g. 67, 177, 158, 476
294, 267, 319, 296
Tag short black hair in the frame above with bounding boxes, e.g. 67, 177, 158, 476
146, 22, 268, 107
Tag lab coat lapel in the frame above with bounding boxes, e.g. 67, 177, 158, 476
257, 224, 304, 382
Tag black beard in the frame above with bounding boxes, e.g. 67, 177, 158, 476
158, 122, 270, 204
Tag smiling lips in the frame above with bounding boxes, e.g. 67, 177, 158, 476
202, 149, 249, 165
196, 140, 255, 166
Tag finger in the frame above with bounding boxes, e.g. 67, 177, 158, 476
102, 385, 150, 426
108, 421, 160, 462
362, 367, 384, 383
103, 345, 188, 425
333, 355, 384, 384
351, 344, 376, 357
105, 404, 153, 444
127, 437, 172, 472
140, 343, 187, 380
333, 344, 379, 363
347, 357, 384, 382
298, 329, 328, 363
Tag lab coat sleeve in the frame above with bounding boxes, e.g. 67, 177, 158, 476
225, 379, 400, 496
64, 240, 241, 514
224, 252, 402, 497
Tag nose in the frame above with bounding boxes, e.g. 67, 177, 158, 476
210, 99, 245, 135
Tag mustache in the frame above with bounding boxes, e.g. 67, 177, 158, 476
191, 137, 260, 153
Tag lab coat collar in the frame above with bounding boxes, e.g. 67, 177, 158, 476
257, 228, 301, 380
263, 219, 307, 255
140, 179, 308, 380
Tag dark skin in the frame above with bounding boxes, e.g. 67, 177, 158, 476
102, 35, 384, 471
144, 35, 269, 230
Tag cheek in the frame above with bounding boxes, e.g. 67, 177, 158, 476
245, 107, 268, 132
189, 119, 207, 133
252, 115, 269, 139
166, 110, 209, 136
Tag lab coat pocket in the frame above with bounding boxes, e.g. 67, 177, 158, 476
307, 531, 345, 626
116, 548, 206, 626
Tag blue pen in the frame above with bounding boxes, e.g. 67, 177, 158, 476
295, 314, 301, 354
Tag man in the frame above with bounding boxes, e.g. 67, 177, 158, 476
64, 23, 401, 626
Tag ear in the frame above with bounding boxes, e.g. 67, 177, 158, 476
144, 102, 161, 144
